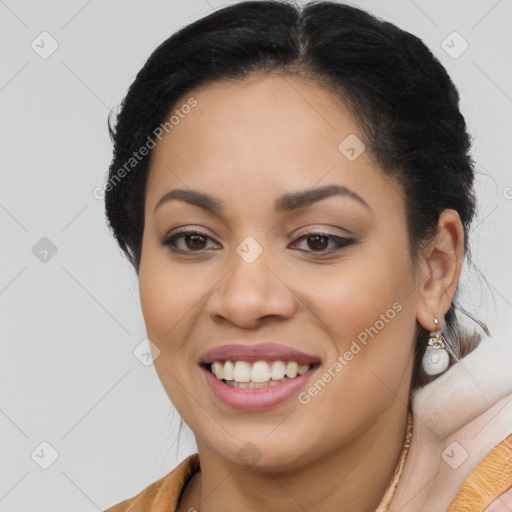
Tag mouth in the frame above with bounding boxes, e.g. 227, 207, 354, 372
198, 342, 321, 410
200, 359, 321, 388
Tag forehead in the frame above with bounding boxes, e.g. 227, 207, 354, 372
146, 73, 396, 211
152, 72, 360, 158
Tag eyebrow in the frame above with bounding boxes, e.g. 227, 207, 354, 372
153, 184, 371, 215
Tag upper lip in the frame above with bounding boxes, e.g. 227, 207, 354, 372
199, 342, 321, 364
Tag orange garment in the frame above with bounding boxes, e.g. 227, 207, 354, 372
103, 429, 512, 512
104, 453, 199, 512
448, 433, 512, 512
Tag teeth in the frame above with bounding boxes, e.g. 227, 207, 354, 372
270, 361, 286, 380
209, 360, 312, 384
225, 376, 293, 388
223, 360, 234, 381
285, 361, 298, 379
212, 361, 223, 380
298, 364, 309, 375
251, 361, 271, 383
233, 361, 251, 382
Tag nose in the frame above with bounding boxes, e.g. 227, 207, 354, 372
205, 249, 297, 329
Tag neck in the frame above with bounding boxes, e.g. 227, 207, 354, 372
179, 400, 410, 512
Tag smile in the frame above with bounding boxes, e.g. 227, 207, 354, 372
200, 360, 320, 410
208, 360, 312, 387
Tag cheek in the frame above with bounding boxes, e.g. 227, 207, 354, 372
138, 249, 204, 355
292, 261, 415, 438
294, 248, 415, 373
138, 253, 209, 411
301, 258, 405, 332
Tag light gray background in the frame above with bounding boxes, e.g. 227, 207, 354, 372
1, 0, 511, 510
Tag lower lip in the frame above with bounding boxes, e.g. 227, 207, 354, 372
201, 365, 318, 411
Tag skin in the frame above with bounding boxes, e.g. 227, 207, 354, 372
138, 72, 464, 512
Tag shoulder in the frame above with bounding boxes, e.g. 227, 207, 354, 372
447, 432, 512, 512
103, 453, 200, 512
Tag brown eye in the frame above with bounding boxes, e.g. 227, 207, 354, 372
307, 234, 329, 251
185, 234, 207, 250
161, 230, 220, 253
291, 231, 355, 254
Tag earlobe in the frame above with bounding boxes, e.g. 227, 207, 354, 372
415, 209, 465, 331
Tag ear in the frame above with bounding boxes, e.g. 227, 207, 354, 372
415, 209, 465, 332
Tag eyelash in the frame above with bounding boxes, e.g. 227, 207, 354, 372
160, 229, 355, 255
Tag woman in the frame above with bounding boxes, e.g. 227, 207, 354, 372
102, 1, 512, 511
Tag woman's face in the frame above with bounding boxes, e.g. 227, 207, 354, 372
139, 73, 420, 469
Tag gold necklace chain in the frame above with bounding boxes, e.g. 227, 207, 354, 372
374, 410, 414, 511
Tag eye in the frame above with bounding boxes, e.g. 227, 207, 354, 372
161, 228, 355, 255
290, 231, 355, 254
161, 229, 221, 253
